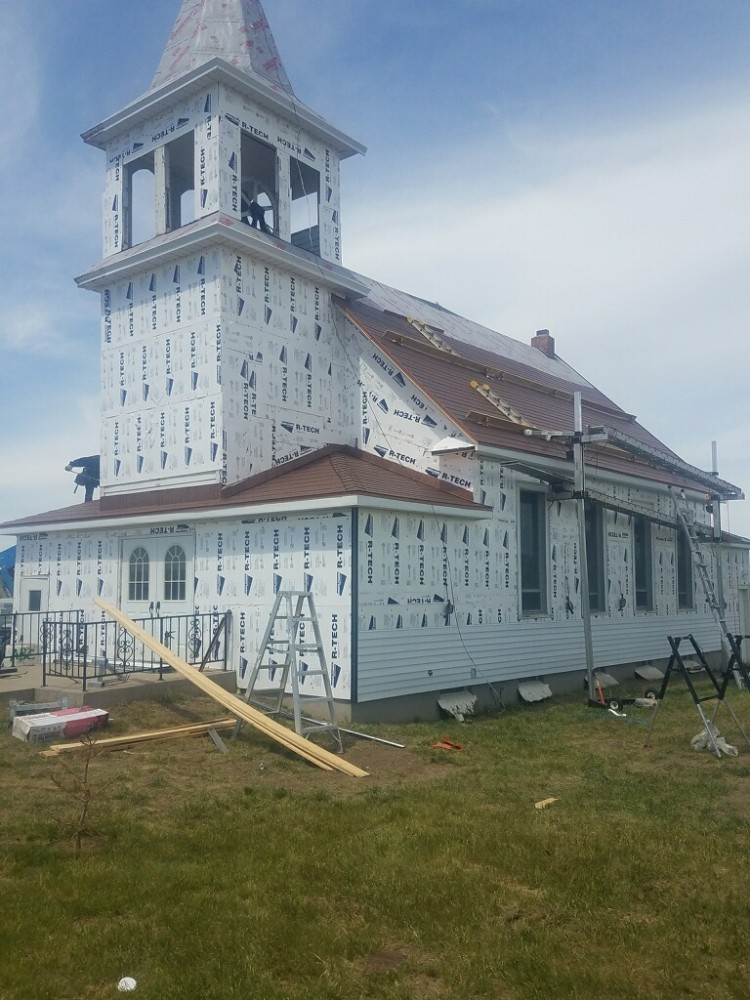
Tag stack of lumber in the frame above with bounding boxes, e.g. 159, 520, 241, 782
94, 599, 368, 778
40, 719, 236, 757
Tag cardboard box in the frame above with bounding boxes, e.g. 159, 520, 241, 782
12, 707, 109, 743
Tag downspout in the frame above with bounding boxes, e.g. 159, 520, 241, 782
350, 507, 359, 705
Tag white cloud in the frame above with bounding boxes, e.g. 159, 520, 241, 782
345, 91, 750, 535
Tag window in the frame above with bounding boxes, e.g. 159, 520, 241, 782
585, 503, 605, 612
633, 517, 653, 611
164, 545, 187, 602
676, 531, 694, 609
27, 589, 42, 613
128, 547, 150, 602
122, 537, 194, 613
290, 156, 320, 253
520, 490, 547, 614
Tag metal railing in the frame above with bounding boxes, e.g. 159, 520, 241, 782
38, 610, 231, 691
1, 610, 82, 670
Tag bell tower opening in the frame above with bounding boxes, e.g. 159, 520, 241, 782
122, 131, 196, 248
290, 157, 320, 254
164, 131, 195, 231
124, 153, 156, 248
240, 131, 277, 235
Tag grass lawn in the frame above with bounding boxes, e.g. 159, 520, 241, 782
2, 680, 750, 1000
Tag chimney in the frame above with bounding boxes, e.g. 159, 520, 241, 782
531, 329, 555, 359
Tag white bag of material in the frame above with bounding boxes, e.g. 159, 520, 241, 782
690, 722, 738, 756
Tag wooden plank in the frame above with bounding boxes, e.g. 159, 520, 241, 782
40, 719, 237, 756
94, 599, 368, 778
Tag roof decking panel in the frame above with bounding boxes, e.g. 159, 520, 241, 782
340, 298, 708, 492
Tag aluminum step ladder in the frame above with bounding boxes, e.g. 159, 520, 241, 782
235, 591, 343, 753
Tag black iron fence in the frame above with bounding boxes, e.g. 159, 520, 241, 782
0, 609, 231, 691
1, 611, 81, 670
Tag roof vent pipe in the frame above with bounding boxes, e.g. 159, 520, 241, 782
531, 329, 556, 358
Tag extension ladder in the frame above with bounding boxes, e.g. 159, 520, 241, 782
671, 489, 728, 639
235, 591, 342, 752
670, 488, 750, 689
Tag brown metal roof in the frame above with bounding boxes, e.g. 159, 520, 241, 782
0, 445, 485, 532
339, 298, 717, 493
221, 445, 481, 505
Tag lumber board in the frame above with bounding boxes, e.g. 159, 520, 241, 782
40, 719, 237, 756
94, 599, 368, 778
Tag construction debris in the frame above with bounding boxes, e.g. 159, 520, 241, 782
691, 723, 738, 757
40, 719, 237, 757
682, 659, 704, 674
593, 672, 618, 689
535, 797, 558, 810
276, 708, 405, 748
635, 665, 664, 682
431, 737, 464, 751
14, 707, 108, 743
94, 599, 368, 778
9, 697, 70, 723
437, 690, 477, 721
518, 681, 552, 703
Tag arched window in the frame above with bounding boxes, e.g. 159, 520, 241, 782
164, 545, 187, 602
128, 547, 150, 601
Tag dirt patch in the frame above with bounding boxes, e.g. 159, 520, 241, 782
721, 773, 750, 819
1, 694, 456, 826
364, 949, 407, 973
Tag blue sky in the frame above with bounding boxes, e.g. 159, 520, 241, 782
2, 0, 750, 549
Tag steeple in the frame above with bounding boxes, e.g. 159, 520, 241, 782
76, 0, 367, 499
152, 0, 294, 96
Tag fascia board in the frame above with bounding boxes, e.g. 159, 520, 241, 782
475, 444, 709, 501
721, 537, 750, 550
351, 496, 488, 519
4, 495, 488, 535
82, 60, 366, 159
75, 215, 370, 298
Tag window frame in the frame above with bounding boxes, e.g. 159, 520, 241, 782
585, 502, 606, 613
123, 150, 156, 249
676, 530, 695, 610
519, 488, 549, 616
240, 130, 278, 235
128, 546, 151, 602
289, 155, 321, 253
633, 516, 654, 612
163, 544, 187, 603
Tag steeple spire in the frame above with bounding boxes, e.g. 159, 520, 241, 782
152, 0, 294, 95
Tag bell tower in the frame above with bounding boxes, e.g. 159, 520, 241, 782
77, 0, 367, 496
